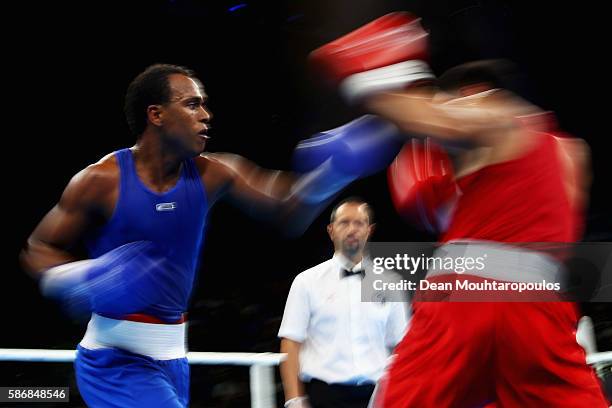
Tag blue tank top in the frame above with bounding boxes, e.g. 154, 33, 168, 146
85, 148, 208, 322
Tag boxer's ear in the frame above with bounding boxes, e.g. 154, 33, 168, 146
147, 104, 163, 127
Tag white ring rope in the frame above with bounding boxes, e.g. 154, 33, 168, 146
0, 349, 286, 365
0, 349, 610, 366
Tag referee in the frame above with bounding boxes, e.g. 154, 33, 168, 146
279, 197, 409, 408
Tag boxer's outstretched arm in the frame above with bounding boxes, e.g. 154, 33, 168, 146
199, 152, 293, 210
199, 115, 404, 234
202, 152, 296, 208
20, 165, 110, 278
308, 12, 518, 146
198, 153, 333, 236
365, 89, 517, 145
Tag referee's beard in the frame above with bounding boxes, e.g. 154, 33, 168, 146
340, 239, 365, 262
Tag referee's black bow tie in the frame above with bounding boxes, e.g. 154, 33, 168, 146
342, 269, 365, 278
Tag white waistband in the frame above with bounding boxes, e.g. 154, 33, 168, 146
80, 313, 187, 360
427, 240, 566, 285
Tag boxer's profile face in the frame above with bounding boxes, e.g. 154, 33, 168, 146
328, 203, 373, 258
156, 74, 212, 157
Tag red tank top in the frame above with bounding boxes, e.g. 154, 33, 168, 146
441, 133, 582, 243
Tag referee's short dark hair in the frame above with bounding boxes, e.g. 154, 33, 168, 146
329, 197, 374, 224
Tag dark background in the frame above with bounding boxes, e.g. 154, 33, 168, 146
2, 0, 611, 406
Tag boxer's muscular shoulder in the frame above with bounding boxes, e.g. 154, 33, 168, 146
65, 153, 119, 218
195, 153, 244, 204
557, 137, 590, 172
555, 136, 592, 209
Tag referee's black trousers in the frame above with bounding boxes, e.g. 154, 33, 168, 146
305, 378, 375, 408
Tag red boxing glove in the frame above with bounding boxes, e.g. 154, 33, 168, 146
309, 12, 434, 103
387, 138, 458, 234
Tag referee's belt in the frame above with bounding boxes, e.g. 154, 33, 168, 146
309, 378, 376, 387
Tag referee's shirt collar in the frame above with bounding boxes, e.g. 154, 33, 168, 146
333, 253, 364, 278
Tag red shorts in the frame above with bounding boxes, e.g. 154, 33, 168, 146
375, 299, 608, 407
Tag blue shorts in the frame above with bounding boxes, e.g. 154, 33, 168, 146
75, 345, 189, 407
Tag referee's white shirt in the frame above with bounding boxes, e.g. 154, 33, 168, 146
278, 254, 409, 385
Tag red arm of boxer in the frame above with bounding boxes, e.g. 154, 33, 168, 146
309, 13, 530, 149
554, 134, 592, 212
365, 88, 522, 146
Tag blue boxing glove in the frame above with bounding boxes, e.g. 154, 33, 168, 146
293, 115, 404, 176
291, 115, 404, 203
333, 116, 405, 177
39, 241, 180, 319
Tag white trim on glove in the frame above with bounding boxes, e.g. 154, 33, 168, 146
340, 60, 434, 103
